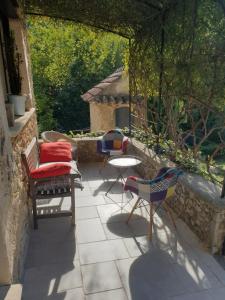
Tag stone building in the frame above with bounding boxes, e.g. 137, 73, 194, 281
0, 2, 38, 285
81, 68, 144, 132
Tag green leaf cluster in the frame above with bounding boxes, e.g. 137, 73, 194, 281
27, 16, 128, 132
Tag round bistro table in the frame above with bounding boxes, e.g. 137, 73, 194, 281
105, 155, 142, 196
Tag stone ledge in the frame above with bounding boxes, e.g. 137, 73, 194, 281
180, 173, 225, 209
129, 138, 225, 209
9, 108, 35, 138
72, 136, 102, 142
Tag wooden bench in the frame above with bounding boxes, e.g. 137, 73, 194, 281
22, 137, 82, 229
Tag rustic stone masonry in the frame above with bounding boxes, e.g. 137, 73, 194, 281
7, 112, 37, 281
0, 116, 13, 284
127, 138, 225, 254
76, 137, 104, 163
75, 137, 225, 254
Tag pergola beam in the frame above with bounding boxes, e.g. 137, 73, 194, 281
25, 11, 131, 39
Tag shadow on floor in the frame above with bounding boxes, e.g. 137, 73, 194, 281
22, 218, 79, 300
129, 248, 210, 300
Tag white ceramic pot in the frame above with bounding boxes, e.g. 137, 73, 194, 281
8, 95, 26, 116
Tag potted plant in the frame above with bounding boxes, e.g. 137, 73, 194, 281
7, 30, 26, 116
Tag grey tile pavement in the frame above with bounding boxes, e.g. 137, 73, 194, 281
81, 261, 123, 294
76, 218, 106, 244
85, 288, 128, 300
22, 163, 225, 300
78, 239, 129, 265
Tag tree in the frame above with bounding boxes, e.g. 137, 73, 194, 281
27, 16, 128, 132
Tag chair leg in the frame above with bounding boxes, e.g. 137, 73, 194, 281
103, 156, 108, 167
99, 155, 107, 173
32, 197, 38, 230
71, 180, 75, 226
164, 202, 176, 229
126, 197, 141, 224
148, 201, 154, 240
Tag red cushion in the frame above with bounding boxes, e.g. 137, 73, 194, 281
30, 162, 71, 179
40, 142, 72, 163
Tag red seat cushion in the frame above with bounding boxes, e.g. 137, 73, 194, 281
30, 162, 71, 179
40, 142, 72, 163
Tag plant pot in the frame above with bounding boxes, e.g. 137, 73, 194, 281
8, 95, 26, 116
5, 103, 15, 127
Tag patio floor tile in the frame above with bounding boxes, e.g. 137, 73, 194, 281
104, 192, 133, 204
78, 239, 129, 265
102, 222, 134, 239
25, 238, 79, 268
116, 258, 137, 299
81, 261, 123, 294
85, 288, 128, 300
76, 206, 99, 220
75, 194, 106, 207
76, 218, 106, 243
97, 203, 133, 223
23, 261, 82, 299
23, 288, 85, 300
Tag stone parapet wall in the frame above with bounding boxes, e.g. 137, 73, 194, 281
128, 138, 225, 254
7, 112, 37, 281
75, 137, 104, 163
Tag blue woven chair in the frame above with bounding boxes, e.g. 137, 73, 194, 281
97, 129, 129, 167
124, 167, 183, 239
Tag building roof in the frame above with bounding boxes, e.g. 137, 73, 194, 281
81, 68, 123, 102
81, 68, 143, 104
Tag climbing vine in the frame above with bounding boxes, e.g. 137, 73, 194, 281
23, 0, 225, 190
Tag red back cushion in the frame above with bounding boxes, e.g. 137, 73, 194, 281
40, 142, 72, 163
30, 162, 71, 179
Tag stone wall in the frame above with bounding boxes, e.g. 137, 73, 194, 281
0, 10, 38, 285
0, 109, 13, 285
7, 112, 37, 281
128, 138, 225, 254
90, 102, 129, 132
76, 137, 104, 163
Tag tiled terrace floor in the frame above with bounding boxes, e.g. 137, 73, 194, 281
22, 163, 225, 300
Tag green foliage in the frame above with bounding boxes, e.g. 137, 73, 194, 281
27, 16, 128, 132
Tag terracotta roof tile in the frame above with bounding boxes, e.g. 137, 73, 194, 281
81, 68, 123, 102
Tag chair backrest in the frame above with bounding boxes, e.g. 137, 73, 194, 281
21, 137, 39, 176
41, 131, 76, 144
102, 129, 125, 150
103, 129, 124, 141
149, 168, 182, 202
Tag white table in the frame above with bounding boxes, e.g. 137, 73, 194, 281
105, 155, 142, 196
